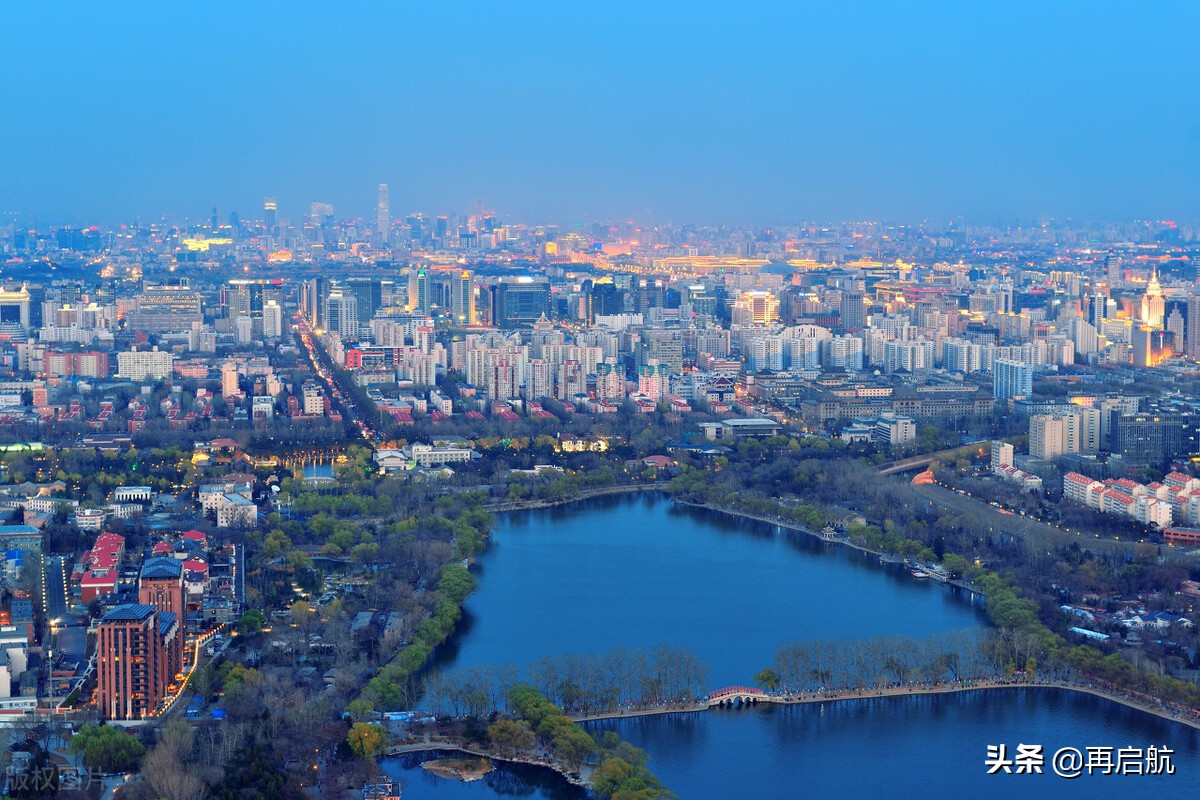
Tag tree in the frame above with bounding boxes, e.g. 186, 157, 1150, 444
487, 719, 535, 755
237, 609, 266, 635
70, 724, 145, 774
753, 668, 779, 692
346, 722, 387, 759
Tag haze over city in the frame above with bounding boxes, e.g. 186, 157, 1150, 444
2, 4, 1200, 800
3, 2, 1200, 225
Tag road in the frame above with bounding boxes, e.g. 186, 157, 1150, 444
43, 555, 68, 618
294, 315, 379, 444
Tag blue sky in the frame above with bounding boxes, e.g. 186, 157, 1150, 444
1, 2, 1198, 226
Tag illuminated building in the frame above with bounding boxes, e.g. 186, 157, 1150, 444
407, 269, 431, 316
264, 197, 278, 234
452, 271, 476, 325
732, 290, 779, 326
490, 278, 550, 328
96, 604, 178, 720
1141, 268, 1164, 328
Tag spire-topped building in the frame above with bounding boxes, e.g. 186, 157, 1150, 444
1141, 267, 1164, 328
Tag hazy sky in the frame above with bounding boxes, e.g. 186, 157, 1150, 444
2, 3, 1198, 227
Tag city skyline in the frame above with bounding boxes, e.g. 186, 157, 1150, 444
3, 3, 1199, 225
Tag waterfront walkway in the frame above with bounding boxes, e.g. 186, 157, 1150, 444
569, 678, 1200, 731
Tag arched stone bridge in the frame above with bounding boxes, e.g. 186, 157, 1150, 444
707, 686, 771, 707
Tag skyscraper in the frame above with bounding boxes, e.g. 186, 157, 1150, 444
452, 270, 476, 325
408, 269, 431, 316
1187, 296, 1200, 361
264, 196, 278, 234
377, 183, 390, 243
96, 604, 179, 720
839, 289, 866, 332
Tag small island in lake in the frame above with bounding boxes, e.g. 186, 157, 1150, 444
422, 757, 495, 782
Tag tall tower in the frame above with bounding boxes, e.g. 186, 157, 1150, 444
376, 183, 390, 243
263, 197, 278, 234
1141, 267, 1164, 328
452, 270, 476, 325
1187, 295, 1200, 361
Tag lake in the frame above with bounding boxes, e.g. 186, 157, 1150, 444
383, 494, 1200, 798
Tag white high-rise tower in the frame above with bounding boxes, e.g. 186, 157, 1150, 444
376, 183, 390, 243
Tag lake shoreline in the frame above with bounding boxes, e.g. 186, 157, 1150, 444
569, 680, 1200, 731
383, 742, 589, 789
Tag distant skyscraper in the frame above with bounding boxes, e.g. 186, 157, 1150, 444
377, 183, 390, 243
1104, 250, 1120, 286
264, 196, 278, 234
1187, 296, 1200, 361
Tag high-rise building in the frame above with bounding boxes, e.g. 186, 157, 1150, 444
407, 269, 431, 316
1141, 268, 1164, 328
732, 290, 779, 326
264, 197, 278, 234
96, 604, 179, 720
345, 278, 383, 332
376, 183, 390, 243
839, 289, 866, 332
491, 278, 550, 328
263, 299, 284, 338
324, 292, 359, 338
139, 558, 186, 670
1187, 296, 1200, 361
452, 271, 476, 325
993, 359, 1032, 401
1132, 325, 1153, 367
302, 277, 330, 328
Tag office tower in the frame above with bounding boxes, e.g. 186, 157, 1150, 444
345, 278, 384, 331
452, 270, 476, 325
302, 277, 330, 328
264, 197, 278, 234
993, 359, 1032, 401
377, 183, 390, 243
263, 299, 283, 338
491, 278, 551, 328
323, 292, 359, 337
1104, 250, 1119, 286
839, 289, 866, 332
1166, 307, 1185, 354
1132, 325, 1153, 367
435, 216, 448, 240
407, 269, 431, 315
1088, 293, 1107, 329
1187, 296, 1200, 360
96, 604, 178, 720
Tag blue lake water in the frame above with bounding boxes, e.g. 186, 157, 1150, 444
432, 494, 986, 685
383, 494, 1200, 798
303, 460, 335, 479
